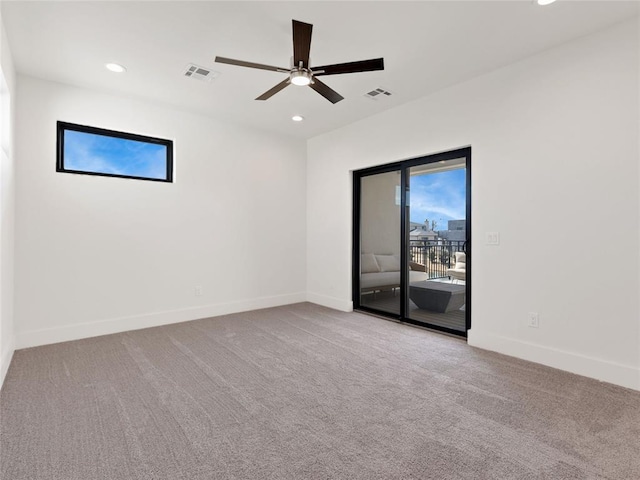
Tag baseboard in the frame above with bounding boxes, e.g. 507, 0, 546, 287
306, 292, 353, 312
468, 329, 640, 391
15, 292, 307, 350
0, 340, 15, 390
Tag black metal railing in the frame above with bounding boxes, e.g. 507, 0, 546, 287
409, 240, 465, 279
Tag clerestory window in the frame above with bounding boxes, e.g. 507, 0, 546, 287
56, 121, 173, 182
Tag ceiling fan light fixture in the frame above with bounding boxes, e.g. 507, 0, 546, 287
290, 70, 312, 86
292, 115, 304, 122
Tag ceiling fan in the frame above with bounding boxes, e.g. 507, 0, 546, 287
215, 20, 384, 104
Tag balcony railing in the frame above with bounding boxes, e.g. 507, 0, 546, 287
409, 240, 466, 279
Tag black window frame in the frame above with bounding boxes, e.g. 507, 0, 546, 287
56, 121, 174, 183
352, 146, 472, 338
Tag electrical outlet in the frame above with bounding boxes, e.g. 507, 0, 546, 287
527, 312, 539, 328
195, 286, 203, 297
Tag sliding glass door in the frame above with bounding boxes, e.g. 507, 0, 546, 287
353, 148, 471, 337
405, 158, 468, 333
356, 168, 402, 315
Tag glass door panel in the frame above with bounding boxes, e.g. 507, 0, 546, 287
406, 158, 467, 332
358, 170, 402, 315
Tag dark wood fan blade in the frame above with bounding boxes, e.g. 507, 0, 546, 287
309, 78, 344, 104
215, 56, 288, 73
312, 58, 384, 76
292, 20, 313, 68
255, 78, 290, 101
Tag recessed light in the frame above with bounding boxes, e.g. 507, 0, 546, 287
105, 63, 126, 73
537, 0, 557, 5
292, 115, 304, 122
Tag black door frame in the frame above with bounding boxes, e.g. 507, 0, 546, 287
352, 146, 471, 337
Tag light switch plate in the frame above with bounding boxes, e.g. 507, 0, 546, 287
486, 232, 500, 245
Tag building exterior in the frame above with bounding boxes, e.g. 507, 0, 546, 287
438, 219, 466, 243
409, 221, 438, 241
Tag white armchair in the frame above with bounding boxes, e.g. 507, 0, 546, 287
446, 252, 466, 283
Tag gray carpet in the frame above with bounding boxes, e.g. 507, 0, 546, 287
1, 303, 639, 479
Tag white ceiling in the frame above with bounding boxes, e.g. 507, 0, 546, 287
2, 1, 638, 139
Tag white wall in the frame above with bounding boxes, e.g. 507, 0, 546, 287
307, 19, 640, 390
14, 76, 307, 348
0, 10, 16, 388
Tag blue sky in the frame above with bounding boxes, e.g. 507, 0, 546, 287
410, 169, 465, 231
64, 130, 168, 179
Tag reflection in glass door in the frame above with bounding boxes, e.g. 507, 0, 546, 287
357, 169, 402, 315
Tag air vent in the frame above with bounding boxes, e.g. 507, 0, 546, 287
364, 87, 392, 100
183, 64, 220, 82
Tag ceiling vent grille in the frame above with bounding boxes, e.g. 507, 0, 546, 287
364, 87, 392, 100
184, 64, 220, 82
